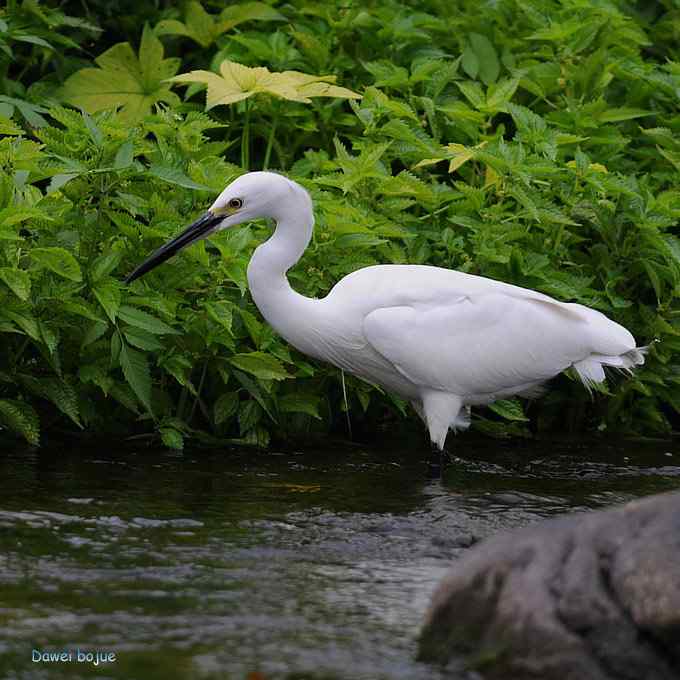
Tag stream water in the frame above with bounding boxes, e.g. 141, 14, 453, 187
1, 437, 679, 679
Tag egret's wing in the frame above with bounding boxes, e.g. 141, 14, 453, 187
362, 293, 597, 397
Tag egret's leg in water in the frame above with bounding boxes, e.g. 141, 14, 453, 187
428, 442, 445, 478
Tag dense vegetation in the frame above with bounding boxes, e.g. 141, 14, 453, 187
0, 0, 678, 449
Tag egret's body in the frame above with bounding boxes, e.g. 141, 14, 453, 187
127, 172, 645, 450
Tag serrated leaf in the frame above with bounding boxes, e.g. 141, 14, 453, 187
4, 310, 40, 340
31, 247, 82, 282
486, 77, 520, 111
120, 341, 153, 413
39, 321, 59, 355
61, 300, 102, 321
229, 351, 289, 380
597, 108, 653, 123
61, 25, 180, 122
160, 426, 184, 450
118, 305, 178, 335
0, 399, 40, 445
91, 251, 123, 282
0, 115, 23, 135
81, 320, 108, 347
149, 163, 211, 190
0, 268, 31, 301
456, 81, 485, 109
93, 280, 121, 323
41, 378, 82, 428
124, 327, 165, 350
488, 399, 529, 421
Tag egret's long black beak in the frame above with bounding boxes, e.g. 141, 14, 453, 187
125, 211, 223, 283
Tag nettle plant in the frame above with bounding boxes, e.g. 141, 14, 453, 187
0, 0, 678, 447
0, 105, 416, 448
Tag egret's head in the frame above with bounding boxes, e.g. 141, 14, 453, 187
125, 171, 309, 283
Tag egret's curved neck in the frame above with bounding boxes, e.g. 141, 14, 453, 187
246, 188, 321, 350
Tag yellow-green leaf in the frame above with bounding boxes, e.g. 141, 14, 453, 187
62, 26, 180, 122
156, 1, 283, 47
171, 60, 360, 110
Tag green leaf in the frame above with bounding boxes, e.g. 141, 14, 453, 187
486, 77, 520, 111
3, 310, 39, 341
93, 280, 121, 323
82, 320, 108, 347
82, 110, 103, 147
279, 393, 321, 419
123, 327, 165, 351
0, 268, 31, 301
0, 399, 40, 445
91, 251, 123, 282
48, 173, 79, 194
160, 426, 184, 450
31, 247, 82, 282
61, 300, 102, 321
488, 399, 529, 421
114, 140, 135, 169
118, 305, 179, 335
161, 355, 197, 395
456, 81, 485, 109
39, 378, 82, 428
61, 25, 180, 122
39, 321, 59, 356
461, 46, 479, 79
469, 33, 500, 85
214, 391, 239, 425
239, 399, 262, 434
228, 351, 290, 380
119, 341, 153, 413
149, 163, 211, 190
597, 108, 653, 123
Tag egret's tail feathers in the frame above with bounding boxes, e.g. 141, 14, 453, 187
573, 346, 646, 391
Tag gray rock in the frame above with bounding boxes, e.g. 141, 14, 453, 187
418, 491, 680, 680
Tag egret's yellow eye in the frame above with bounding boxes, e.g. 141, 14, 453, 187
228, 198, 243, 210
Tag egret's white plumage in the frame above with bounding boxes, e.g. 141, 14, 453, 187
127, 171, 646, 450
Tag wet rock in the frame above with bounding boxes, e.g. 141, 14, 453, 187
418, 491, 680, 680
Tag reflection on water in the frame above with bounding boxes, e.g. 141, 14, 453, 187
0, 438, 678, 679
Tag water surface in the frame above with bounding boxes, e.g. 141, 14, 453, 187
1, 438, 679, 679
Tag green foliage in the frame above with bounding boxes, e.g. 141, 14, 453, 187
0, 0, 678, 448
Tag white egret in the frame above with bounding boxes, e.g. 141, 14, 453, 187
126, 171, 646, 451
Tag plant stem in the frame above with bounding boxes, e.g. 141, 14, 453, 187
263, 111, 279, 170
241, 99, 251, 170
189, 359, 209, 424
